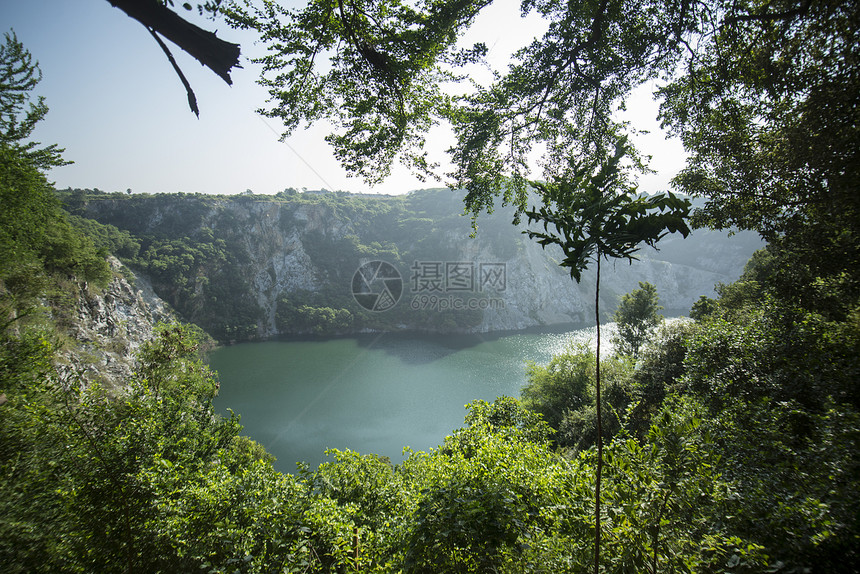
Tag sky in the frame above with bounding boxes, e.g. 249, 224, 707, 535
2, 0, 687, 196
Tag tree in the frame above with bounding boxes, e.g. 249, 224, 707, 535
522, 345, 635, 450
222, 0, 491, 184
657, 1, 859, 236
522, 346, 594, 432
0, 34, 110, 319
612, 281, 663, 358
689, 295, 717, 322
524, 139, 690, 573
655, 1, 860, 317
0, 31, 68, 169
221, 0, 690, 212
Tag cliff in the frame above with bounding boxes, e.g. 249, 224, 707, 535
75, 189, 762, 340
55, 257, 175, 389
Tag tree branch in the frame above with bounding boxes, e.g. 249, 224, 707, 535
148, 27, 199, 116
106, 0, 241, 85
724, 0, 813, 25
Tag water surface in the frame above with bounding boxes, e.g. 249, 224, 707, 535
211, 325, 613, 472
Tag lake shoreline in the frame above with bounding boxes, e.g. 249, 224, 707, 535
212, 308, 691, 349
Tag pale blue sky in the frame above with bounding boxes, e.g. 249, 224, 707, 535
2, 0, 685, 196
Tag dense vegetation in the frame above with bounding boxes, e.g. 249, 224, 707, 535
0, 317, 772, 573
522, 253, 860, 569
611, 281, 663, 359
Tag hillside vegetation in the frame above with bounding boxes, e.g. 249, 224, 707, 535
63, 188, 495, 340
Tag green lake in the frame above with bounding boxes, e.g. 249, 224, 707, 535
210, 324, 612, 472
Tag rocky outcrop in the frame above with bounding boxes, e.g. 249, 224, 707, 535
57, 257, 174, 389
230, 205, 323, 336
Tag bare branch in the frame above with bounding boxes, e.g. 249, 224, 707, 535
148, 27, 199, 116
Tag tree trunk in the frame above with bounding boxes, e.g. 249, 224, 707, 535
594, 254, 603, 574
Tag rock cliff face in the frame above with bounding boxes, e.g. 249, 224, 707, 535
81, 191, 762, 339
443, 223, 759, 332
228, 203, 323, 336
204, 202, 759, 335
57, 257, 175, 388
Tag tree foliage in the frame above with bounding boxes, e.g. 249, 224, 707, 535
677, 267, 860, 569
658, 0, 859, 239
223, 0, 490, 183
451, 0, 691, 215
517, 243, 860, 571
0, 31, 68, 170
220, 0, 691, 216
214, 0, 856, 246
522, 346, 635, 450
524, 140, 691, 282
612, 281, 663, 358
